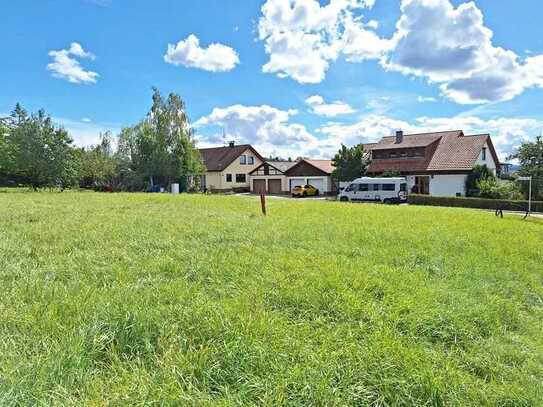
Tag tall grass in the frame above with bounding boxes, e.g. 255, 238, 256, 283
1, 192, 542, 405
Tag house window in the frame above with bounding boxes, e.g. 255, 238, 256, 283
240, 155, 247, 165
482, 147, 487, 161
236, 174, 246, 183
248, 156, 254, 165
390, 152, 398, 158
226, 174, 232, 182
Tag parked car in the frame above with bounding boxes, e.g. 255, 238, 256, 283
338, 177, 407, 204
292, 184, 319, 198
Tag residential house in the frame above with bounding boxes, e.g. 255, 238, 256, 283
198, 142, 264, 192
250, 158, 335, 195
364, 130, 500, 197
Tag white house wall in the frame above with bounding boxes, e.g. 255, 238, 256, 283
406, 174, 467, 197
475, 142, 497, 174
430, 174, 467, 197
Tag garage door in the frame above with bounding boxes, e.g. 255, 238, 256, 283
289, 178, 305, 191
307, 178, 324, 193
268, 179, 282, 194
253, 179, 266, 194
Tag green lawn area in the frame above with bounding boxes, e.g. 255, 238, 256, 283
1, 191, 542, 405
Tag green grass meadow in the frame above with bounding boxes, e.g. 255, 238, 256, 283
1, 191, 542, 405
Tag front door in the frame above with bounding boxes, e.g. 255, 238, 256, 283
414, 176, 430, 195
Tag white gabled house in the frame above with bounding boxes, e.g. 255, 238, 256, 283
365, 130, 500, 197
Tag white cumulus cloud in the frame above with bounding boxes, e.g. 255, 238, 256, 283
257, 0, 543, 104
305, 95, 356, 117
257, 0, 388, 84
384, 0, 543, 104
47, 42, 98, 84
164, 34, 239, 72
194, 104, 337, 158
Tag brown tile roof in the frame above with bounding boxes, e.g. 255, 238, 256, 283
373, 130, 462, 150
198, 144, 263, 172
304, 159, 334, 174
367, 131, 498, 173
427, 134, 488, 171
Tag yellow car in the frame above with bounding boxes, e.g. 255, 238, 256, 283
292, 184, 319, 198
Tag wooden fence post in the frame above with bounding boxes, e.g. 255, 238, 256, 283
260, 192, 266, 216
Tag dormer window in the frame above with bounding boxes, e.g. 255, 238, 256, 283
482, 147, 487, 161
240, 155, 247, 165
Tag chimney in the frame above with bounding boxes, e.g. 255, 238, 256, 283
228, 140, 235, 148
395, 130, 404, 144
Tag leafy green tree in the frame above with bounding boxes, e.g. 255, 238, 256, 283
7, 104, 80, 190
332, 144, 369, 182
466, 164, 495, 197
509, 136, 543, 200
118, 88, 203, 190
80, 132, 120, 190
0, 117, 14, 183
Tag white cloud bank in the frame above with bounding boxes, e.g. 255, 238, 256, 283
305, 95, 355, 117
258, 0, 543, 104
194, 104, 336, 158
164, 34, 239, 72
47, 42, 99, 84
196, 104, 543, 160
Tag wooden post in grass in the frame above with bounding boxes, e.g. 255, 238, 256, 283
260, 192, 267, 216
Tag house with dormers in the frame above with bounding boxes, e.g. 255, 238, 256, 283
364, 130, 500, 197
198, 142, 264, 192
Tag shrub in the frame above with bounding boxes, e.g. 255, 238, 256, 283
477, 178, 523, 200
408, 194, 543, 213
466, 165, 495, 197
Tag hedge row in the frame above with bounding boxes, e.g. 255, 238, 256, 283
407, 194, 543, 213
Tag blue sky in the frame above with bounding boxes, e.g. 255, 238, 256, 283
2, 0, 543, 159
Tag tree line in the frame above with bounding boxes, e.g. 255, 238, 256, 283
0, 89, 203, 191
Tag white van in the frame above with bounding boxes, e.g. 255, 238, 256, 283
338, 177, 408, 204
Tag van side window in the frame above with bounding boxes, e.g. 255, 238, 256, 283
382, 184, 395, 191
371, 184, 380, 191
400, 183, 407, 192
358, 184, 369, 192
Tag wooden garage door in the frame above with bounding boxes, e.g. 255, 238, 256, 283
253, 179, 266, 194
268, 179, 282, 194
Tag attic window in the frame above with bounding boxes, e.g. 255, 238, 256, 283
482, 147, 487, 161
240, 155, 247, 165
248, 156, 254, 165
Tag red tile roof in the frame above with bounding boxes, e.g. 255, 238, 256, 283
198, 144, 264, 172
367, 131, 499, 173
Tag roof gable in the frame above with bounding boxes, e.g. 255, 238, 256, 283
285, 159, 334, 176
249, 160, 296, 175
